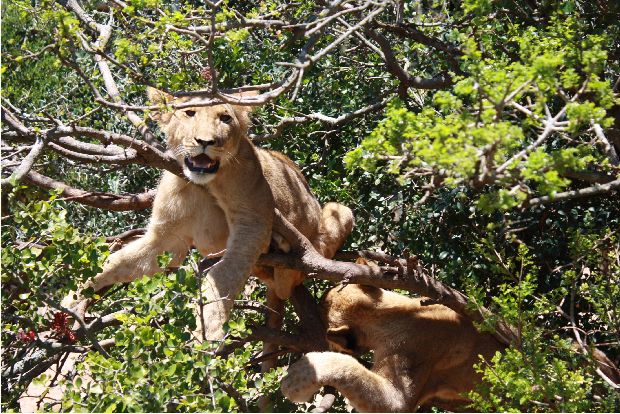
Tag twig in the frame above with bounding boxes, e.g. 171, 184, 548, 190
23, 170, 156, 211
39, 298, 110, 358
498, 81, 588, 174
61, 0, 161, 149
592, 122, 619, 165
568, 279, 619, 389
526, 179, 620, 208
251, 95, 392, 141
1, 136, 46, 191
497, 113, 565, 174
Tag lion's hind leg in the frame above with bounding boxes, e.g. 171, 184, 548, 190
272, 269, 305, 300
270, 228, 304, 300
272, 202, 353, 300
313, 202, 354, 259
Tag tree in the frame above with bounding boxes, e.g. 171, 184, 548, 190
2, 0, 619, 412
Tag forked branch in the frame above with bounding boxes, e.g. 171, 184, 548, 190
264, 210, 519, 346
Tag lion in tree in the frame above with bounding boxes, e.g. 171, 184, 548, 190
62, 88, 354, 340
282, 283, 505, 412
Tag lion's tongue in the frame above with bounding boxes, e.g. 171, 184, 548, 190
189, 154, 216, 168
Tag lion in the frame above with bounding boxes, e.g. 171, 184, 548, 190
61, 88, 353, 340
281, 283, 505, 412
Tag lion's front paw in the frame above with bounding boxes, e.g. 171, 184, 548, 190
60, 291, 80, 310
281, 354, 323, 403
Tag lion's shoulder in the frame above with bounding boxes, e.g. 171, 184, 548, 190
265, 150, 305, 175
256, 148, 312, 190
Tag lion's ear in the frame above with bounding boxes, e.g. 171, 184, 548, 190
147, 87, 173, 105
146, 87, 175, 124
326, 325, 357, 353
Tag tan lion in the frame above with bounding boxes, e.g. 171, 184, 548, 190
281, 283, 504, 412
62, 88, 353, 340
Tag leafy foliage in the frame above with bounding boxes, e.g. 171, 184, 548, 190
1, 191, 290, 412
2, 0, 619, 412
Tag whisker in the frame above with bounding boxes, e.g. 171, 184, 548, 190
171, 146, 186, 157
224, 150, 240, 165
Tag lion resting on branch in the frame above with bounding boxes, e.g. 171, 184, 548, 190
62, 88, 353, 340
282, 282, 505, 412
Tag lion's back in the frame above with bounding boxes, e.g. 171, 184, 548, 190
256, 148, 322, 240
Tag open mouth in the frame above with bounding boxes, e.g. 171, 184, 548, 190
184, 154, 220, 174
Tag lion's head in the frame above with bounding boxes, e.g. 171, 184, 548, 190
320, 283, 385, 354
147, 87, 254, 185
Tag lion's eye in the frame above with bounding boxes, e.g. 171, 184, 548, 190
220, 114, 233, 124
184, 110, 196, 117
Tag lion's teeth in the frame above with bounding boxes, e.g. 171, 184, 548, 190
190, 154, 215, 168
185, 154, 220, 174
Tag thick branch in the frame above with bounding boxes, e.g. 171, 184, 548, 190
3, 121, 181, 175
365, 28, 410, 96
48, 142, 139, 165
264, 210, 519, 346
290, 284, 329, 351
311, 388, 337, 413
54, 125, 179, 172
1, 105, 32, 135
592, 122, 619, 165
55, 136, 128, 156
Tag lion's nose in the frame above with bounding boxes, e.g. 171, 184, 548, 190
195, 138, 215, 148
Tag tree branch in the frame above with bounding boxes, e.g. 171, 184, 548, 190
526, 178, 620, 208
592, 122, 619, 165
55, 136, 128, 156
376, 22, 463, 72
251, 95, 391, 141
365, 28, 452, 93
61, 0, 162, 149
48, 142, 139, 165
3, 120, 181, 175
264, 210, 519, 346
310, 388, 337, 413
1, 136, 46, 191
497, 81, 588, 174
561, 170, 618, 184
23, 170, 156, 211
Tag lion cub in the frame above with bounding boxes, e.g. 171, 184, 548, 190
282, 283, 504, 412
62, 89, 353, 340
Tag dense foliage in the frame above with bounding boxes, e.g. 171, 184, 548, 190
2, 0, 619, 412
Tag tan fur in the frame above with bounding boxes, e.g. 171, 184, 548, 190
281, 282, 504, 412
62, 88, 353, 340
